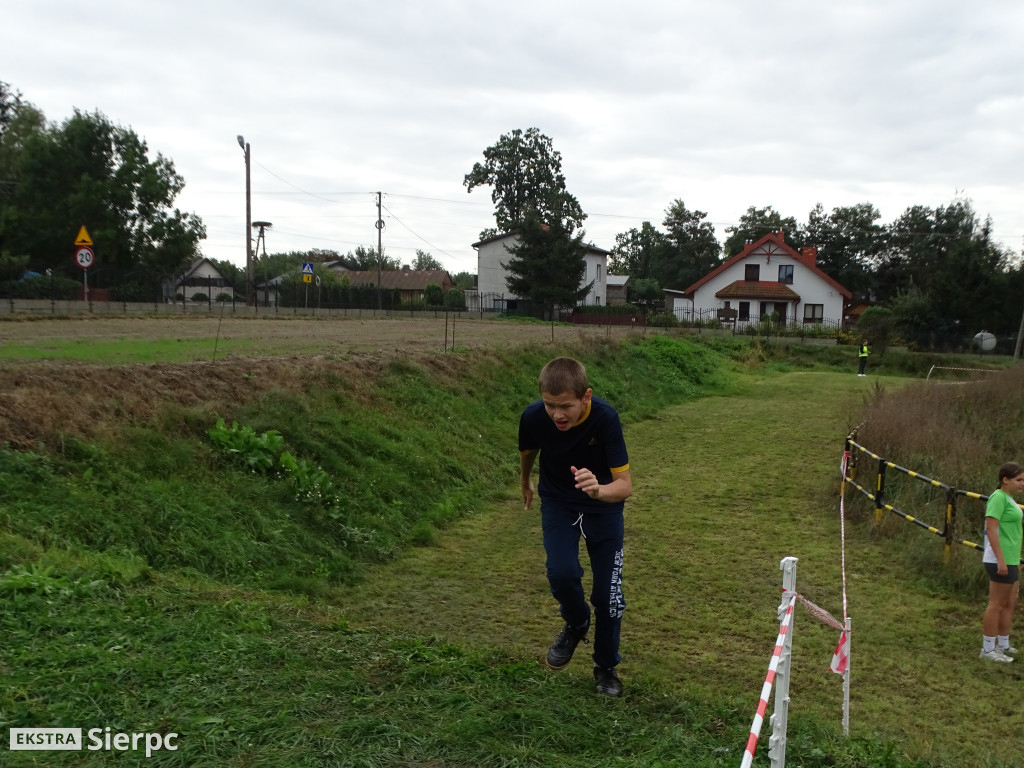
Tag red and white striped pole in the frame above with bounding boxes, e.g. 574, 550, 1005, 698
740, 589, 797, 768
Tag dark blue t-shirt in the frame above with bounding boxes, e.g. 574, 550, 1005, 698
518, 395, 629, 513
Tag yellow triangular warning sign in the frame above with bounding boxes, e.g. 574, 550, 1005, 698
75, 226, 93, 246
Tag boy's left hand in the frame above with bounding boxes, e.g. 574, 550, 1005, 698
571, 466, 601, 500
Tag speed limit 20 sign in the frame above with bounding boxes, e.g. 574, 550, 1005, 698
75, 246, 94, 269
74, 226, 94, 269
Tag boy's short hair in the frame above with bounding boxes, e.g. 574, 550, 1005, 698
998, 462, 1023, 484
539, 357, 589, 397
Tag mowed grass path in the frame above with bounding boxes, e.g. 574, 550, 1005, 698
338, 371, 1021, 766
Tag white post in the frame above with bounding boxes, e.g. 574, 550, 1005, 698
768, 557, 797, 768
842, 616, 851, 736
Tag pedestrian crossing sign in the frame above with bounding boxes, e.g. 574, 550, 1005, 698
302, 262, 314, 275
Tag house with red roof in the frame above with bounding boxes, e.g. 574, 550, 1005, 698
669, 231, 851, 326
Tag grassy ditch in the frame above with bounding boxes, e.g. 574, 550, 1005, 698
0, 334, 1021, 766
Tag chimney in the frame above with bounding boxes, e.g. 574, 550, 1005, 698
801, 246, 818, 265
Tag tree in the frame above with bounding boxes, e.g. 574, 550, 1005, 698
800, 202, 882, 300
411, 250, 443, 271
874, 200, 1012, 336
340, 245, 402, 272
451, 271, 475, 290
722, 206, 800, 257
0, 82, 45, 208
0, 108, 205, 287
504, 212, 589, 317
628, 277, 662, 308
655, 200, 722, 289
464, 127, 586, 236
610, 221, 668, 281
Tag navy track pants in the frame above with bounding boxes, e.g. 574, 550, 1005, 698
541, 501, 625, 669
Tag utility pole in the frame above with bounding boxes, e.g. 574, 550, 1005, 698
237, 136, 253, 306
376, 191, 384, 311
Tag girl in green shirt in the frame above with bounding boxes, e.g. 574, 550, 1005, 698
980, 462, 1024, 662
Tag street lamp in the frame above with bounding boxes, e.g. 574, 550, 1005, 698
237, 135, 253, 306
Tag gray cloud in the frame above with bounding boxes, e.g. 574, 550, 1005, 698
5, 0, 1023, 276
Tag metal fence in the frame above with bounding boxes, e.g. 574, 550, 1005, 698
843, 429, 989, 560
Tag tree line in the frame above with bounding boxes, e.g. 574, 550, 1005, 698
0, 82, 468, 304
0, 82, 205, 302
465, 127, 1024, 341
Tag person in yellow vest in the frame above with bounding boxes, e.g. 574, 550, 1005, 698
857, 339, 869, 376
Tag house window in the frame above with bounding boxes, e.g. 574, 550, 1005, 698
778, 265, 794, 284
739, 301, 750, 321
803, 304, 824, 324
596, 263, 603, 281
744, 264, 760, 281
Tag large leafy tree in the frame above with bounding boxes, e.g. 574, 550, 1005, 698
0, 83, 44, 202
0, 107, 204, 286
464, 127, 586, 237
655, 199, 721, 289
874, 200, 1014, 337
411, 249, 443, 270
0, 82, 45, 277
722, 206, 800, 257
339, 245, 402, 271
610, 221, 669, 281
451, 271, 475, 290
505, 212, 589, 317
800, 202, 883, 300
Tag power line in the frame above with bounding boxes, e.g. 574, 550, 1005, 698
381, 203, 458, 261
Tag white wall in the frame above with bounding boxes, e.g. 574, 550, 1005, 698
475, 234, 609, 305
476, 237, 516, 296
582, 250, 606, 305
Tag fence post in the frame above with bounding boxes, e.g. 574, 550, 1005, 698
944, 488, 956, 563
842, 616, 851, 736
768, 556, 797, 768
875, 458, 887, 527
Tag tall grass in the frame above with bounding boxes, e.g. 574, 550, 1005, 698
850, 366, 1024, 589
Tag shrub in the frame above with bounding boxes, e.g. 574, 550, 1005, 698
190, 292, 209, 303
1, 274, 81, 300
444, 288, 467, 311
424, 283, 443, 307
647, 311, 679, 328
857, 306, 896, 355
215, 292, 235, 303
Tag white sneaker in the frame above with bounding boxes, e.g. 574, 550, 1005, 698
1000, 645, 1018, 655
980, 647, 1013, 662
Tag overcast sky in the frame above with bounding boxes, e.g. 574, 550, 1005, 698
6, 0, 1024, 275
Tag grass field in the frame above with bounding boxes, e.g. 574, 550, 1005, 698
1, 320, 1021, 766
0, 314, 652, 363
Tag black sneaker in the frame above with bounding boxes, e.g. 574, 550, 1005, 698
594, 666, 622, 697
546, 619, 590, 669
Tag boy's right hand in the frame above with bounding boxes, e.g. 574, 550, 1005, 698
522, 481, 535, 510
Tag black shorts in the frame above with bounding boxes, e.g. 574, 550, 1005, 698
984, 562, 1020, 584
